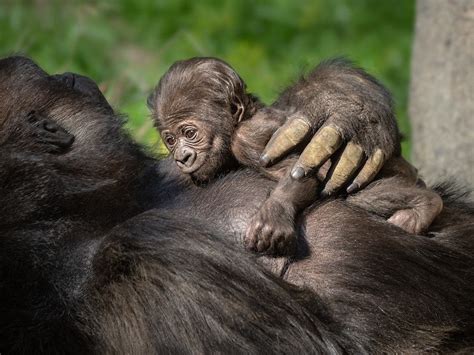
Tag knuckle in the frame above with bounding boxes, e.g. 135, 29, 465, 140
257, 240, 269, 252
262, 225, 273, 238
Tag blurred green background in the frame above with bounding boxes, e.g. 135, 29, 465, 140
0, 0, 415, 157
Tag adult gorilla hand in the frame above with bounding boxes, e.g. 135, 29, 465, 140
261, 119, 386, 195
259, 60, 400, 196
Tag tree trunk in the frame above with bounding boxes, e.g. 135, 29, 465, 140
409, 0, 474, 187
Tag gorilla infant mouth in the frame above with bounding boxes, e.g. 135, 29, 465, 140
176, 151, 207, 175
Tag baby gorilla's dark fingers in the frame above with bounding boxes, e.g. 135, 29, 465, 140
244, 219, 264, 252
321, 142, 364, 196
256, 227, 273, 252
346, 149, 385, 193
260, 115, 312, 167
290, 125, 343, 180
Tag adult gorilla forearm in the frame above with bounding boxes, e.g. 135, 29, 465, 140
263, 59, 399, 194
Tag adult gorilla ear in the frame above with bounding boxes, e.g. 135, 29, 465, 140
230, 96, 245, 123
27, 111, 75, 153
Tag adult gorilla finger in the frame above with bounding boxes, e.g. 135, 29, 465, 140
321, 142, 364, 196
346, 149, 385, 194
290, 125, 343, 180
259, 115, 312, 167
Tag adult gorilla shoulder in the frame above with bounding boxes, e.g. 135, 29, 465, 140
1, 56, 473, 354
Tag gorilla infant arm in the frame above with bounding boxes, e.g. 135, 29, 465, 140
149, 57, 443, 255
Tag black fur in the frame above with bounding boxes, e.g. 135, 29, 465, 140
0, 56, 473, 354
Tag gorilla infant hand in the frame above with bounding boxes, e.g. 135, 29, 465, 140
149, 57, 443, 254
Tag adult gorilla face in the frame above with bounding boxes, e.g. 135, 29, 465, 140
0, 56, 144, 177
0, 56, 146, 225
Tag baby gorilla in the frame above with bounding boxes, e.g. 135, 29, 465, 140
149, 57, 443, 255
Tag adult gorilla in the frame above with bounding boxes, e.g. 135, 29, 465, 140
0, 56, 473, 354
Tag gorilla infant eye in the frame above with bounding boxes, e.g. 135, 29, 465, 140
184, 127, 197, 140
165, 134, 176, 147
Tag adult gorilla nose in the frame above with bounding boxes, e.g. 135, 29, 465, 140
176, 147, 197, 169
51, 71, 114, 113
52, 72, 76, 88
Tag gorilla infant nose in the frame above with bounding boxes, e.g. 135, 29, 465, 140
175, 147, 197, 169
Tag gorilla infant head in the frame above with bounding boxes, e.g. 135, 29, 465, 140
148, 57, 262, 182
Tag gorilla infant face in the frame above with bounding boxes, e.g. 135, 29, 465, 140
149, 57, 249, 183
158, 113, 235, 183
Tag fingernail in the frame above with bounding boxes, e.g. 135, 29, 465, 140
291, 167, 305, 180
259, 154, 270, 167
320, 189, 332, 199
347, 182, 359, 194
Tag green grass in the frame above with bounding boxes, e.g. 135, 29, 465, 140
0, 0, 415, 157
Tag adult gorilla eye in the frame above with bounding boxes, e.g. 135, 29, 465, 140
185, 128, 197, 140
165, 135, 176, 146
25, 111, 75, 153
43, 120, 58, 133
